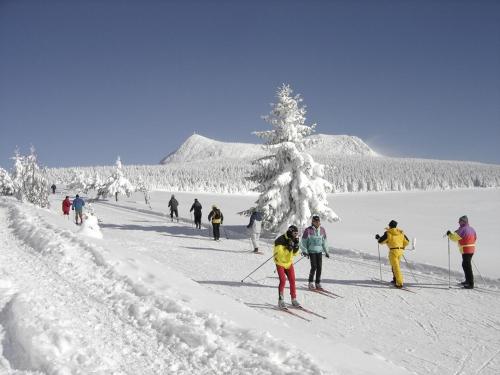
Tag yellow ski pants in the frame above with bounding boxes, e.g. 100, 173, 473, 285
389, 249, 404, 287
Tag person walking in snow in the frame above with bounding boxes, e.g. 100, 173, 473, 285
301, 215, 330, 290
375, 220, 409, 288
247, 209, 263, 253
51, 184, 57, 194
168, 194, 179, 222
274, 225, 301, 308
62, 196, 72, 217
72, 194, 85, 225
208, 205, 223, 241
446, 215, 477, 289
190, 198, 203, 229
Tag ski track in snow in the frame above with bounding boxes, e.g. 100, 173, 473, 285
2, 192, 500, 375
100, 198, 500, 374
0, 198, 325, 375
90, 197, 500, 375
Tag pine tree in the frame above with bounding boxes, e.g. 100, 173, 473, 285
10, 147, 50, 207
249, 84, 339, 232
101, 156, 135, 201
0, 167, 14, 195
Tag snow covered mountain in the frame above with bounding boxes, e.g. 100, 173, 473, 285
159, 133, 377, 164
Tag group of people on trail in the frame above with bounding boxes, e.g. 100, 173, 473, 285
61, 194, 85, 225
170, 197, 225, 241
272, 214, 478, 308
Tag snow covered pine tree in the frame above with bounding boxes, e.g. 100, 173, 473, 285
248, 84, 340, 232
10, 147, 50, 208
101, 156, 135, 201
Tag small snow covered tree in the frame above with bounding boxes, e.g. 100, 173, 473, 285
0, 167, 14, 195
10, 147, 50, 207
101, 156, 134, 201
249, 84, 340, 232
135, 178, 152, 209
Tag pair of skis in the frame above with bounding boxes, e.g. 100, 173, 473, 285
371, 278, 417, 293
273, 303, 327, 321
303, 285, 343, 299
247, 303, 327, 321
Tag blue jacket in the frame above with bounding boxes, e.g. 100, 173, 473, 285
72, 197, 85, 210
300, 225, 328, 254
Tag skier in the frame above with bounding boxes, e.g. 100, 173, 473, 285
51, 184, 56, 194
274, 225, 301, 308
300, 215, 330, 290
62, 196, 72, 217
246, 209, 263, 253
72, 194, 85, 225
168, 194, 179, 222
375, 220, 409, 288
208, 205, 223, 241
446, 215, 477, 289
190, 198, 203, 229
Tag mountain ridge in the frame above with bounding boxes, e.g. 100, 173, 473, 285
160, 133, 379, 164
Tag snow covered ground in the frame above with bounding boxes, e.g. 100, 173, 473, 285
0, 188, 499, 374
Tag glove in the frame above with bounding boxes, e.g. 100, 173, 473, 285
292, 248, 299, 254
293, 237, 299, 245
302, 252, 309, 258
375, 234, 380, 240
446, 230, 451, 236
325, 252, 330, 258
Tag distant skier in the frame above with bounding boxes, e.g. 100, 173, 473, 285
246, 209, 263, 253
274, 225, 301, 308
190, 198, 203, 229
446, 215, 477, 289
208, 205, 223, 241
168, 194, 179, 222
51, 184, 56, 194
62, 196, 72, 217
300, 215, 330, 290
375, 220, 409, 288
72, 194, 85, 225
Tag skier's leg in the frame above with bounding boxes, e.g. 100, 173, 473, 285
285, 265, 297, 299
276, 266, 287, 296
308, 254, 317, 282
389, 249, 404, 287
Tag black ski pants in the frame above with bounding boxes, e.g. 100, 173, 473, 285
170, 209, 178, 219
308, 253, 323, 284
194, 212, 202, 228
462, 253, 474, 286
212, 223, 220, 240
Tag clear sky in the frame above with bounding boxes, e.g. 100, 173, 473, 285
1, 0, 499, 168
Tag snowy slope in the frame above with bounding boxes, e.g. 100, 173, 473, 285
1, 189, 499, 374
159, 133, 377, 164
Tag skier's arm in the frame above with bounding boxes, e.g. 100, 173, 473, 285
377, 232, 388, 244
447, 231, 462, 242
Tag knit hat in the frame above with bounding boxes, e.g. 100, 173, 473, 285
388, 220, 398, 228
459, 215, 468, 224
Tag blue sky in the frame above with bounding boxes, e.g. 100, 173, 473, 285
1, 0, 499, 168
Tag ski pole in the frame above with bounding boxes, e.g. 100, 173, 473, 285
241, 255, 274, 282
190, 212, 194, 228
402, 254, 419, 284
377, 243, 382, 281
447, 237, 451, 289
472, 260, 486, 286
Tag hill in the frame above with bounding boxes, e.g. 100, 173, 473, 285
159, 133, 378, 164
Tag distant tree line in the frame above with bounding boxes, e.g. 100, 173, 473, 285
43, 155, 500, 194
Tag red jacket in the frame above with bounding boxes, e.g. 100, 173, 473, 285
62, 198, 72, 214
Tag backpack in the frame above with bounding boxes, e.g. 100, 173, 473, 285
213, 209, 221, 220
